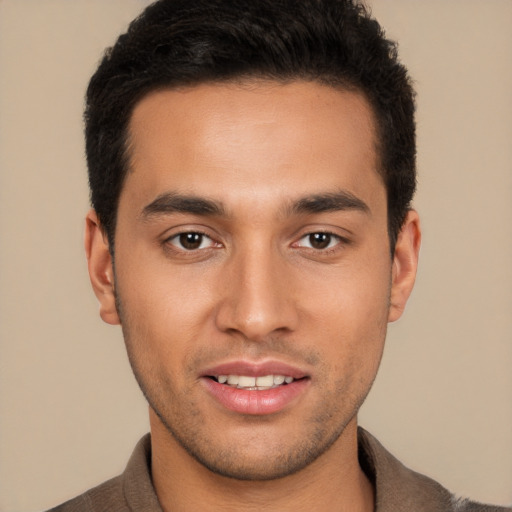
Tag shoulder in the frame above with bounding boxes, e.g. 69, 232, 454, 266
46, 434, 162, 512
45, 475, 127, 512
453, 499, 512, 512
358, 428, 511, 512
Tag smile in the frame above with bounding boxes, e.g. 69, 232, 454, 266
202, 362, 310, 415
212, 374, 295, 390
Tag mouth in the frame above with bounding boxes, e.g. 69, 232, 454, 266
201, 362, 310, 415
208, 374, 299, 390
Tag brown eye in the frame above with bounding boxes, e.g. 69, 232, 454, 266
295, 232, 342, 251
308, 233, 332, 249
169, 232, 213, 251
179, 233, 203, 250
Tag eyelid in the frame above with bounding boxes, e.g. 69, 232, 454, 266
162, 226, 223, 254
296, 232, 341, 247
291, 228, 351, 255
168, 232, 215, 250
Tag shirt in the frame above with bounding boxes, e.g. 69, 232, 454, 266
48, 428, 511, 511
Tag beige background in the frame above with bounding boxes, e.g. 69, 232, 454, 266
0, 1, 511, 510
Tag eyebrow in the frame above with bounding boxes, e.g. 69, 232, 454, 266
140, 189, 369, 221
140, 193, 226, 220
289, 191, 370, 216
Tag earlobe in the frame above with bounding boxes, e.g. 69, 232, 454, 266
84, 210, 120, 325
388, 210, 421, 323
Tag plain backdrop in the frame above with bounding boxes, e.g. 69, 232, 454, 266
0, 1, 511, 510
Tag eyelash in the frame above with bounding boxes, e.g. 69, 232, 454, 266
166, 231, 219, 252
294, 232, 345, 252
164, 230, 348, 255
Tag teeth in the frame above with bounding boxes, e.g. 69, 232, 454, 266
227, 375, 239, 386
238, 376, 256, 387
255, 375, 274, 387
273, 375, 285, 385
216, 374, 295, 389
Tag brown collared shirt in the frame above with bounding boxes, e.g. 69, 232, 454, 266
48, 429, 511, 512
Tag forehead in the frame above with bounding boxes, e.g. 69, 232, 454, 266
123, 80, 383, 213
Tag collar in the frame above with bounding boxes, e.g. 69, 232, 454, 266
121, 429, 486, 512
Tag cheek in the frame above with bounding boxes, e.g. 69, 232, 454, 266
301, 257, 391, 328
297, 256, 390, 368
114, 260, 223, 385
116, 249, 215, 324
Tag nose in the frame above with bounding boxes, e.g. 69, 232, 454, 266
215, 244, 299, 341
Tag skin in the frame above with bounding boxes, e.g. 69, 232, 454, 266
86, 81, 420, 511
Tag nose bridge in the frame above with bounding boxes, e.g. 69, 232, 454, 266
216, 237, 297, 339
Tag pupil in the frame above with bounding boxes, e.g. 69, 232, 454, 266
180, 233, 202, 250
310, 233, 330, 249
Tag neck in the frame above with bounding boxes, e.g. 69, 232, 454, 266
150, 410, 374, 512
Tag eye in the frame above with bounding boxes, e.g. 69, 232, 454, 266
167, 232, 216, 251
296, 232, 341, 250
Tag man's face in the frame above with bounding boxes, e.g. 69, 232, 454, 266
89, 81, 417, 480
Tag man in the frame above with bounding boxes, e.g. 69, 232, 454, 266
48, 0, 510, 511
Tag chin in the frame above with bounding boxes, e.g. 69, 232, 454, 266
157, 409, 351, 481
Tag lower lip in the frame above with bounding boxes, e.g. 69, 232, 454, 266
202, 378, 310, 415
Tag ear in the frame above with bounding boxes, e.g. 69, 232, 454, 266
388, 210, 421, 323
84, 210, 120, 325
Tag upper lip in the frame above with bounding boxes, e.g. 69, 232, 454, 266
200, 360, 308, 379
